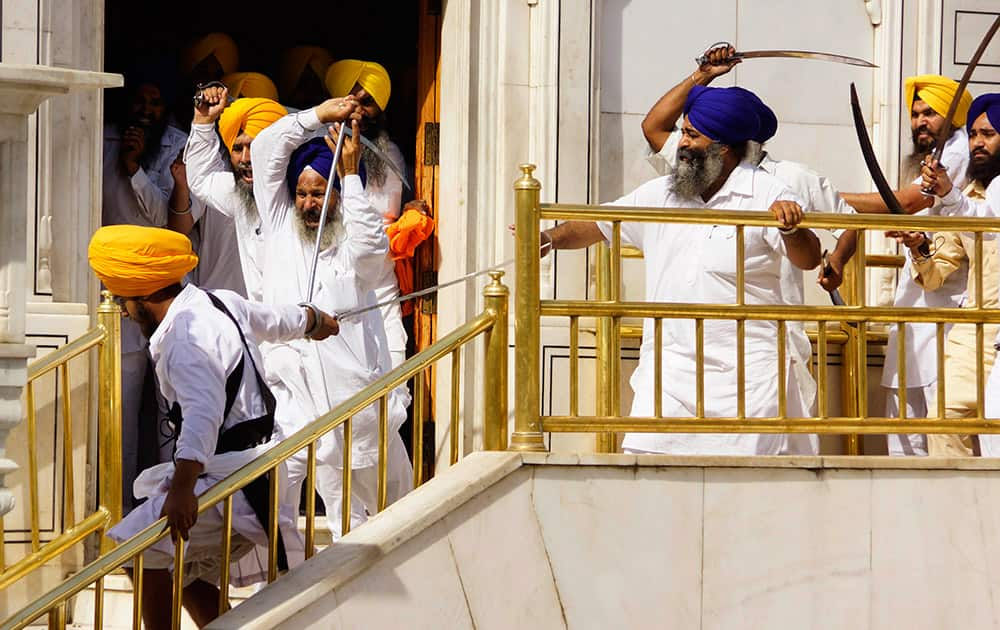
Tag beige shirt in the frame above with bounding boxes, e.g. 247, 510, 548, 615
912, 181, 998, 310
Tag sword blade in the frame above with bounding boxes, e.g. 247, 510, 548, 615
931, 14, 1000, 163
312, 126, 413, 191
849, 82, 904, 215
736, 50, 877, 68
305, 122, 348, 303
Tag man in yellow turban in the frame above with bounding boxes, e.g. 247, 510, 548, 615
278, 46, 333, 109
325, 58, 426, 369
222, 72, 279, 101
91, 224, 336, 628
838, 75, 973, 448
183, 87, 287, 302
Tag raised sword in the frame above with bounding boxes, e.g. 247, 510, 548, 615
696, 43, 876, 68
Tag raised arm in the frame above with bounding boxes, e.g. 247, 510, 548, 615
641, 45, 739, 153
185, 87, 242, 217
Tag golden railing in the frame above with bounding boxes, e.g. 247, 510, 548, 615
0, 292, 121, 593
510, 163, 1000, 451
1, 273, 508, 630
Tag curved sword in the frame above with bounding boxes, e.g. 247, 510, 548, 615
696, 43, 876, 68
310, 125, 413, 191
929, 14, 1000, 166
850, 82, 904, 215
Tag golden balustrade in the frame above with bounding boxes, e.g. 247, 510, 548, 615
0, 291, 121, 596
1, 273, 509, 630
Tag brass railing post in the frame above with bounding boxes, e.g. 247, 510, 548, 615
594, 243, 617, 453
510, 164, 546, 452
96, 290, 122, 550
483, 270, 509, 451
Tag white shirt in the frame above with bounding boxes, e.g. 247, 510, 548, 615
102, 123, 189, 354
883, 128, 971, 387
598, 164, 816, 455
251, 108, 407, 466
185, 123, 264, 301
148, 284, 307, 465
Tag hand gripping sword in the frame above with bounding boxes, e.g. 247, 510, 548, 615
922, 14, 1000, 192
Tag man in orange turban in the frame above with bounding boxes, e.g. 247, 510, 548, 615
182, 87, 287, 302
91, 224, 336, 628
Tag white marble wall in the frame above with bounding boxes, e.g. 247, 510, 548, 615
216, 452, 1000, 630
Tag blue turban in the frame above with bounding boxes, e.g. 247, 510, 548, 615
683, 85, 777, 146
286, 137, 366, 195
967, 93, 1000, 133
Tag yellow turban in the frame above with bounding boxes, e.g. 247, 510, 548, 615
325, 59, 391, 111
278, 46, 334, 100
88, 226, 198, 297
222, 72, 279, 101
182, 32, 239, 77
904, 74, 974, 127
218, 98, 288, 153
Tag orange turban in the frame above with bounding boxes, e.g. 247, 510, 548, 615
325, 59, 391, 111
904, 74, 973, 127
181, 32, 239, 77
222, 72, 279, 101
387, 209, 434, 260
218, 98, 288, 153
88, 226, 198, 297
278, 46, 334, 100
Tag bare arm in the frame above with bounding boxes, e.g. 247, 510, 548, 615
840, 185, 934, 215
641, 45, 739, 153
541, 221, 606, 253
818, 230, 857, 291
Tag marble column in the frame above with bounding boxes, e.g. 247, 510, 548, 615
0, 64, 120, 520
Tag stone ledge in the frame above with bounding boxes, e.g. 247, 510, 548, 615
519, 451, 1000, 470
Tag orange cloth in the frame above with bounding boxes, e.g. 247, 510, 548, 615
218, 98, 287, 153
88, 225, 198, 297
278, 46, 334, 100
182, 32, 239, 77
222, 72, 279, 100
904, 74, 973, 126
325, 59, 392, 110
387, 209, 434, 316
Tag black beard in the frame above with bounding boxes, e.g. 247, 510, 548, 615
967, 150, 1000, 187
361, 131, 392, 187
232, 171, 259, 224
911, 124, 937, 155
133, 300, 159, 339
674, 144, 725, 199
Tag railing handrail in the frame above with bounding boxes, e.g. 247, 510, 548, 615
540, 203, 1000, 232
26, 327, 106, 381
1, 309, 499, 630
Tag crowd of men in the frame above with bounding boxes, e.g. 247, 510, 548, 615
88, 33, 1000, 627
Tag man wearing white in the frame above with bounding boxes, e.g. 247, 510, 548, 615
845, 76, 972, 455
250, 96, 412, 535
183, 92, 288, 302
541, 85, 822, 455
90, 225, 338, 629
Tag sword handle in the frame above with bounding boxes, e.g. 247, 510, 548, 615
695, 41, 736, 66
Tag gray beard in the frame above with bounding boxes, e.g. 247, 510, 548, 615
233, 174, 260, 225
361, 131, 392, 187
674, 143, 725, 199
295, 202, 343, 251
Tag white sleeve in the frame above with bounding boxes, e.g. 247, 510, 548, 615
340, 174, 390, 286
645, 132, 679, 177
379, 142, 406, 222
597, 188, 647, 251
937, 187, 995, 218
251, 108, 325, 231
165, 341, 227, 465
185, 123, 241, 218
129, 166, 172, 226
230, 298, 309, 343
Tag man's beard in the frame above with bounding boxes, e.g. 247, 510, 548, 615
133, 300, 159, 339
674, 143, 725, 199
295, 201, 343, 250
967, 149, 1000, 187
361, 130, 392, 188
232, 171, 260, 224
911, 123, 938, 155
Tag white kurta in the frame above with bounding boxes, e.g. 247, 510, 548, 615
185, 123, 264, 301
107, 285, 308, 586
250, 108, 409, 468
600, 164, 818, 455
882, 129, 971, 393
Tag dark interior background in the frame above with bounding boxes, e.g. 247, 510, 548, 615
104, 1, 421, 167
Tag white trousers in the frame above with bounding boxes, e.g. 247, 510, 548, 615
884, 384, 935, 456
285, 432, 413, 539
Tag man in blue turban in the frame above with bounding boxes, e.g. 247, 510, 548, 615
250, 96, 414, 538
533, 54, 823, 457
